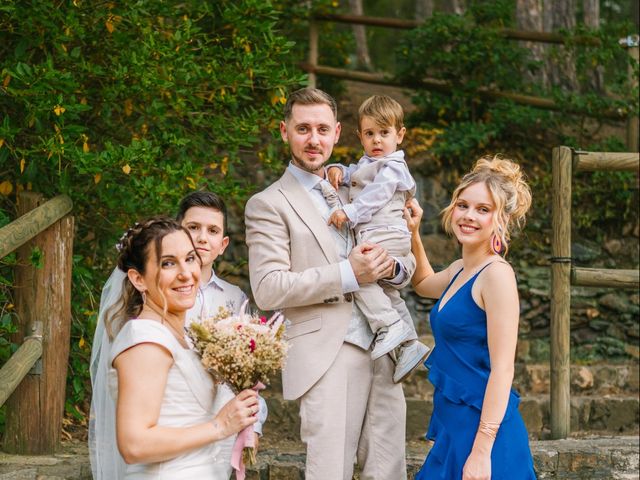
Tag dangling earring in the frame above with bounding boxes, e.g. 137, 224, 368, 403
141, 290, 147, 306
491, 234, 503, 255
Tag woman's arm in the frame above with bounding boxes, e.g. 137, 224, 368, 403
404, 199, 453, 299
114, 343, 258, 464
462, 262, 519, 480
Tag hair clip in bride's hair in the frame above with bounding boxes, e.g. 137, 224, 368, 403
115, 222, 141, 252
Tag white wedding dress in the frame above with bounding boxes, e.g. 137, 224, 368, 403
109, 319, 236, 479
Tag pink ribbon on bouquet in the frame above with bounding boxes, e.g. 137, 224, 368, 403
230, 382, 265, 480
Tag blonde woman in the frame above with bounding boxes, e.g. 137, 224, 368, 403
408, 157, 536, 480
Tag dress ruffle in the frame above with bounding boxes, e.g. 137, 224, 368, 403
417, 414, 458, 480
427, 362, 521, 421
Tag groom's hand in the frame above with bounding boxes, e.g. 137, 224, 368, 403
349, 243, 394, 285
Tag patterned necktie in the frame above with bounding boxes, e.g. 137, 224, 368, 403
315, 180, 354, 251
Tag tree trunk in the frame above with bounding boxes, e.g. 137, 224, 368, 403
582, 0, 599, 27
516, 0, 548, 86
582, 0, 603, 92
415, 0, 434, 21
444, 0, 465, 15
544, 0, 578, 91
348, 0, 372, 71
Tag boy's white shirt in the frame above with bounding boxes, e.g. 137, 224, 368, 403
330, 149, 415, 226
186, 270, 248, 327
186, 270, 267, 435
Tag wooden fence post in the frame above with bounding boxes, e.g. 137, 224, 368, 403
3, 192, 74, 454
550, 146, 572, 439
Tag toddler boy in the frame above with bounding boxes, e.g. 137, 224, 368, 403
327, 95, 430, 383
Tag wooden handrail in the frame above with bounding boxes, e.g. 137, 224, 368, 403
0, 194, 72, 259
573, 151, 640, 172
0, 337, 42, 407
300, 63, 627, 119
313, 13, 602, 45
572, 267, 639, 288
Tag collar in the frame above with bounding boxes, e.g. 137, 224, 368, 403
287, 162, 324, 192
201, 270, 225, 292
359, 149, 405, 164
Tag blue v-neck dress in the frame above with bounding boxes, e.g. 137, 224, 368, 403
415, 265, 536, 480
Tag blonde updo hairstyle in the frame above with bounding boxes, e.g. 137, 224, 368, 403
441, 155, 532, 256
105, 216, 198, 339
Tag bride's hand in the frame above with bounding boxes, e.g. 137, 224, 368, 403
404, 198, 423, 235
212, 389, 258, 438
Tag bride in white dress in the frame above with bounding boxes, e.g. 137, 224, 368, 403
89, 217, 259, 479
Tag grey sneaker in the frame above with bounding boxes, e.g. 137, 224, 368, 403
371, 321, 412, 360
392, 341, 431, 383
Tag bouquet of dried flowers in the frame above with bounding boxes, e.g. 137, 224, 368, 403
187, 303, 287, 479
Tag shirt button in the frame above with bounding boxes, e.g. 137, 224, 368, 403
344, 293, 353, 302
351, 181, 357, 187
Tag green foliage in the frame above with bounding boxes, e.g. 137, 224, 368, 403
0, 209, 17, 432
273, 0, 354, 96
0, 0, 302, 421
0, 209, 17, 367
395, 0, 639, 237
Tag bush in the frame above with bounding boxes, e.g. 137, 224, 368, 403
395, 0, 639, 238
0, 0, 303, 420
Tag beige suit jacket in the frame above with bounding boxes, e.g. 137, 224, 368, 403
245, 169, 356, 400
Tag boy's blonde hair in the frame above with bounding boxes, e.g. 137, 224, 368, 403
358, 95, 404, 131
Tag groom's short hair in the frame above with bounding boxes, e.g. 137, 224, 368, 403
284, 87, 338, 122
176, 191, 228, 234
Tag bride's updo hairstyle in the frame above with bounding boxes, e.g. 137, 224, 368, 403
105, 216, 195, 339
441, 155, 532, 256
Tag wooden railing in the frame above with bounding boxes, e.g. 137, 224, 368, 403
550, 147, 640, 439
304, 13, 639, 150
0, 192, 73, 454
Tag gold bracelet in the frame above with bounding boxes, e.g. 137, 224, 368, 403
478, 419, 501, 440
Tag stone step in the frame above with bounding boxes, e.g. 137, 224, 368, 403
1, 436, 638, 480
404, 335, 639, 396
261, 393, 639, 440
400, 361, 639, 397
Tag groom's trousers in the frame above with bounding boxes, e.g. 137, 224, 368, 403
299, 342, 407, 480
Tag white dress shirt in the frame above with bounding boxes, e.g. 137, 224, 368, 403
186, 271, 248, 328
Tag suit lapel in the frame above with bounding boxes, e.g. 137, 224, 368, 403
279, 170, 339, 264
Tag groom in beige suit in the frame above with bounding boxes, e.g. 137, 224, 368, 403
245, 88, 408, 479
